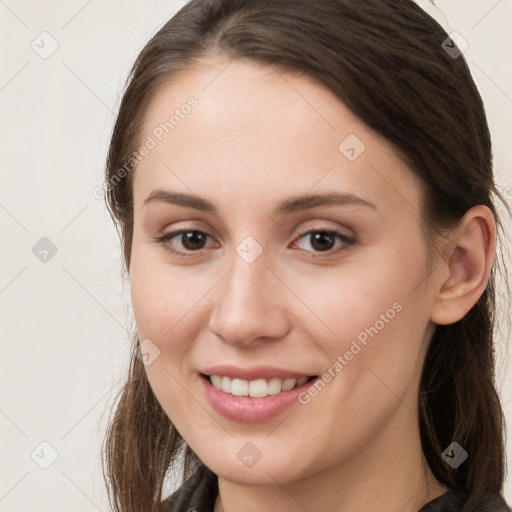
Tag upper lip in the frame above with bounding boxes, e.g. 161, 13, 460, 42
201, 365, 316, 381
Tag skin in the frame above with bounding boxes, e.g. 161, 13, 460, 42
128, 55, 495, 512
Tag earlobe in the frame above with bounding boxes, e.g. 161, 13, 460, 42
430, 205, 496, 326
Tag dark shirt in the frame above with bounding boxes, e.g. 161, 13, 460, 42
161, 465, 511, 512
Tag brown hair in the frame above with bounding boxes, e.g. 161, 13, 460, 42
102, 1, 511, 511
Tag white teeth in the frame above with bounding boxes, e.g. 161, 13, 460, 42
221, 376, 231, 393
209, 375, 310, 397
249, 379, 268, 398
268, 378, 283, 395
296, 377, 308, 387
281, 378, 296, 391
210, 375, 222, 388
231, 378, 249, 396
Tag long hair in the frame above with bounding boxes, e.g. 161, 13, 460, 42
102, 1, 510, 511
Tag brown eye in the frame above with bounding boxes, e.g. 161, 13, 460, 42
157, 230, 217, 257
179, 231, 208, 251
293, 229, 354, 255
308, 232, 336, 252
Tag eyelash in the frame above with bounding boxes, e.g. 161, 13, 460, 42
154, 227, 355, 259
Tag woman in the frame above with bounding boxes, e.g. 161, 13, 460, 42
102, 1, 511, 511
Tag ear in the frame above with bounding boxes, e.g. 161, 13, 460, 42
430, 205, 496, 325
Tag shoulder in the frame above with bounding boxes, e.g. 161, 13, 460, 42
419, 490, 511, 512
160, 465, 218, 512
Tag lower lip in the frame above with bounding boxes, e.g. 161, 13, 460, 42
199, 375, 317, 424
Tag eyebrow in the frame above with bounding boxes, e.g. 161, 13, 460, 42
142, 188, 377, 215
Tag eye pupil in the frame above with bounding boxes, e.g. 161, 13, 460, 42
182, 231, 206, 250
310, 232, 335, 252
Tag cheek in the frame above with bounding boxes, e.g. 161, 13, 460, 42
129, 262, 212, 437
301, 237, 430, 399
313, 243, 426, 342
129, 243, 201, 344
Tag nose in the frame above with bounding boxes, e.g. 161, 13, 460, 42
207, 251, 291, 347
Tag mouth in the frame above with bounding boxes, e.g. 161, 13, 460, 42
200, 373, 317, 398
199, 371, 319, 423
198, 365, 320, 423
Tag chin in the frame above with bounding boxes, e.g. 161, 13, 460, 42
196, 440, 315, 487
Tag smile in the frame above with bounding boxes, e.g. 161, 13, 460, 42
199, 368, 319, 423
207, 375, 313, 398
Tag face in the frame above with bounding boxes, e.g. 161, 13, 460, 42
129, 56, 440, 486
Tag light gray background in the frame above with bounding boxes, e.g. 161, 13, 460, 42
1, 1, 511, 510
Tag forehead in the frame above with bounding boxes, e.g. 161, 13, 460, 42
133, 57, 423, 216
